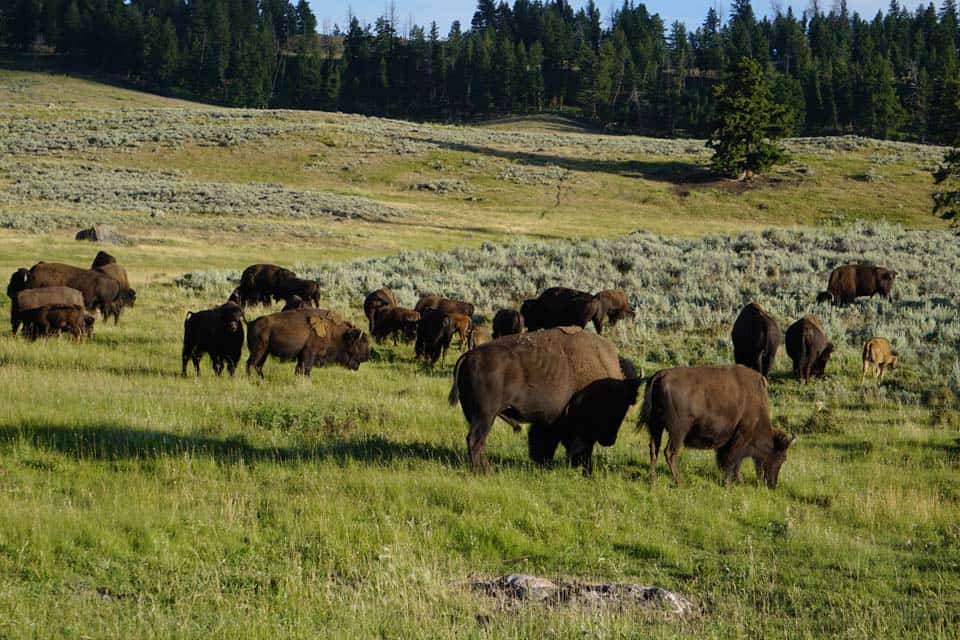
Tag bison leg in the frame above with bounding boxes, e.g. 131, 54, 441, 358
246, 350, 267, 378
212, 356, 224, 376
878, 363, 887, 383
528, 422, 560, 465
648, 424, 663, 484
861, 360, 869, 384
716, 438, 746, 485
664, 434, 683, 488
565, 437, 595, 476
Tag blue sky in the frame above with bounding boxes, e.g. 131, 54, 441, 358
311, 0, 897, 35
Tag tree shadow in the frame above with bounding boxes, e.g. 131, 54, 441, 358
411, 137, 713, 184
0, 422, 469, 467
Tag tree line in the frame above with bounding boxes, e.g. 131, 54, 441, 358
2, 0, 960, 142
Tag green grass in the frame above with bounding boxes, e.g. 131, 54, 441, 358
0, 71, 957, 637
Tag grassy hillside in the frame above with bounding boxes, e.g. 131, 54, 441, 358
0, 71, 957, 638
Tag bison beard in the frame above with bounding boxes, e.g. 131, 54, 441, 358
639, 365, 793, 488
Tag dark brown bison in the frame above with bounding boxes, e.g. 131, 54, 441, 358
817, 264, 897, 305
91, 251, 117, 268
448, 327, 631, 471
492, 309, 524, 338
363, 287, 399, 333
862, 337, 898, 384
371, 306, 420, 344
731, 302, 782, 378
273, 277, 320, 307
17, 263, 121, 321
235, 264, 297, 307
639, 364, 793, 488
520, 287, 601, 333
91, 259, 136, 319
415, 308, 455, 366
182, 302, 246, 377
593, 289, 635, 332
10, 285, 84, 334
785, 315, 833, 382
19, 304, 93, 341
414, 295, 475, 318
246, 309, 369, 377
281, 295, 308, 311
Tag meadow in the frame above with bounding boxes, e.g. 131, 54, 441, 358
0, 69, 957, 638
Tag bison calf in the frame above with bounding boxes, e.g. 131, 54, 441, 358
182, 302, 245, 377
640, 364, 793, 488
20, 304, 93, 341
492, 309, 524, 338
862, 337, 898, 383
372, 306, 420, 344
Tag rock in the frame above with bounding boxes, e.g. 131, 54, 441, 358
75, 224, 129, 245
471, 574, 696, 617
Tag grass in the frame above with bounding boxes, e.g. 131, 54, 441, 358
0, 70, 958, 637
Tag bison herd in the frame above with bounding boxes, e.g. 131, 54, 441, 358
5, 256, 903, 489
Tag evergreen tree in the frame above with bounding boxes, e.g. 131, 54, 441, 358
708, 57, 791, 178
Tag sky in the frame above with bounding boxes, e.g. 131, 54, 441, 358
310, 0, 898, 36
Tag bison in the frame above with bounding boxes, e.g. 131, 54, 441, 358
246, 309, 369, 377
91, 258, 136, 321
785, 315, 833, 382
593, 289, 635, 333
235, 264, 297, 307
19, 304, 93, 341
468, 326, 492, 349
182, 302, 246, 377
10, 285, 84, 334
371, 306, 420, 344
492, 309, 524, 338
363, 287, 399, 334
862, 337, 898, 383
639, 364, 793, 488
273, 277, 320, 307
817, 264, 897, 305
15, 263, 122, 321
281, 295, 308, 311
520, 287, 601, 333
731, 302, 782, 378
449, 312, 472, 350
414, 295, 475, 318
448, 326, 633, 471
415, 308, 455, 366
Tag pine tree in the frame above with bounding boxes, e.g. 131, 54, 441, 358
708, 57, 791, 178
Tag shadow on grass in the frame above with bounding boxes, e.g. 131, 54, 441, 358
411, 137, 713, 184
0, 422, 469, 467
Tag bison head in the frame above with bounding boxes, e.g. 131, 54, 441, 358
282, 295, 306, 312
228, 288, 244, 307
876, 268, 897, 298
121, 289, 137, 307
221, 302, 245, 333
341, 328, 370, 370
6, 268, 29, 300
759, 430, 794, 488
519, 299, 541, 331
402, 312, 420, 342
815, 291, 834, 305
83, 314, 96, 337
812, 343, 834, 377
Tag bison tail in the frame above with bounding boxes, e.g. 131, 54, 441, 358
448, 352, 468, 406
636, 373, 660, 431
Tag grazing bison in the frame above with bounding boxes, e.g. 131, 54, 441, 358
19, 304, 93, 340
10, 286, 84, 334
731, 302, 782, 378
639, 364, 793, 488
593, 289, 635, 333
91, 258, 136, 321
520, 287, 601, 333
449, 313, 472, 350
235, 264, 296, 306
414, 295, 475, 318
415, 308, 455, 366
817, 264, 897, 305
182, 302, 246, 377
21, 263, 121, 321
273, 277, 320, 307
448, 327, 632, 471
492, 309, 524, 338
246, 309, 369, 377
468, 326, 492, 349
371, 306, 420, 344
862, 337, 898, 383
363, 287, 399, 333
785, 315, 834, 382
